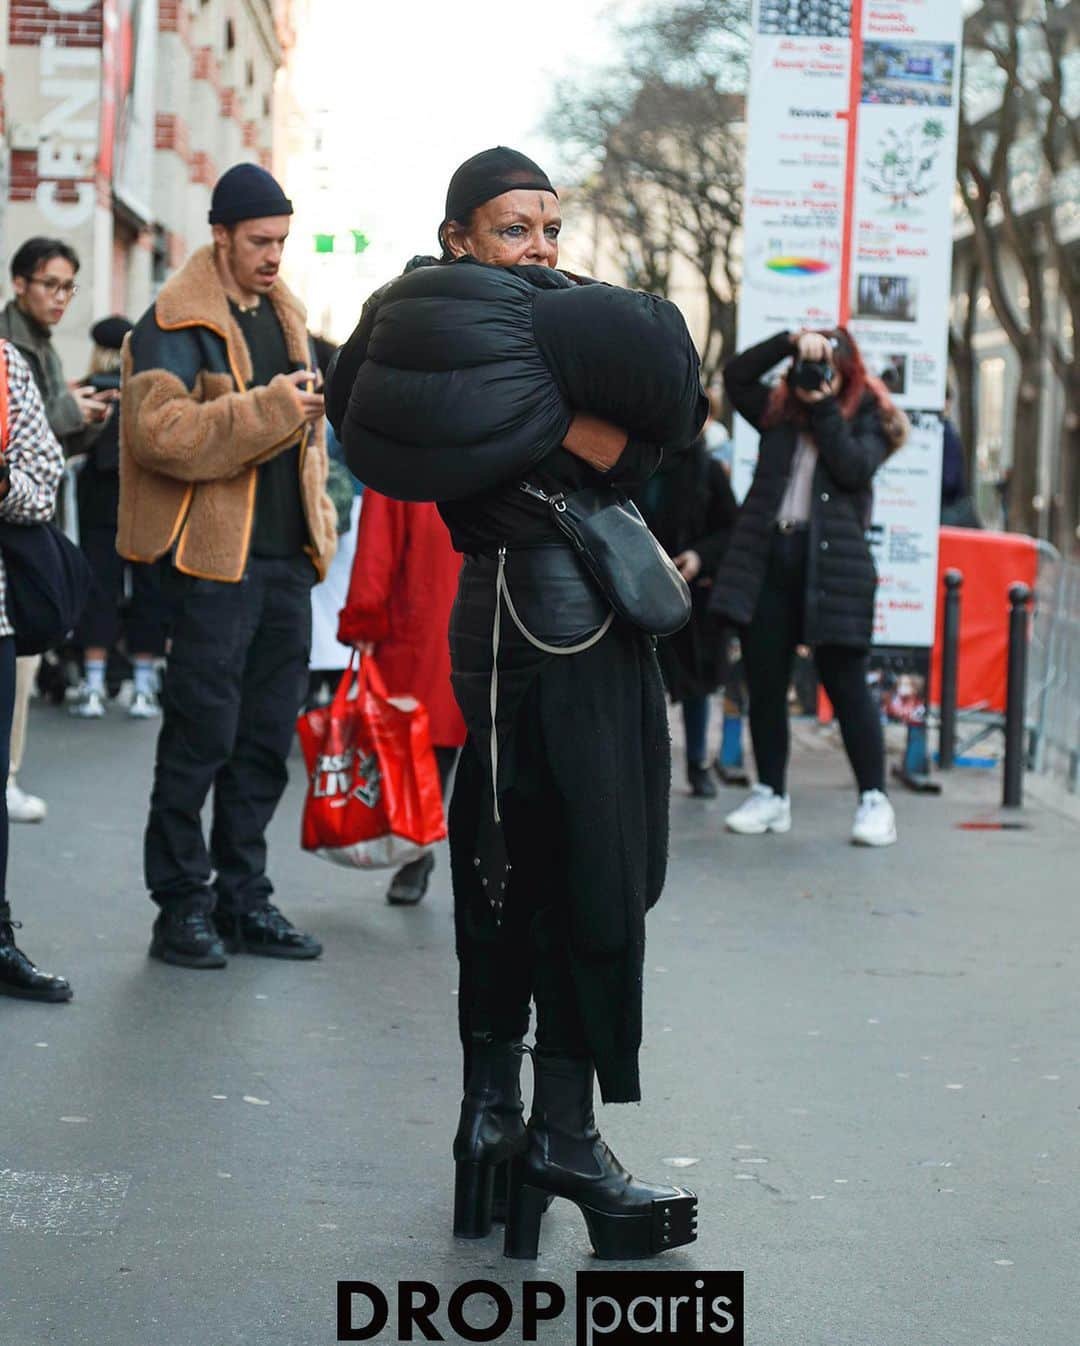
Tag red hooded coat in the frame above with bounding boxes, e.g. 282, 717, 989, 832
338, 491, 466, 747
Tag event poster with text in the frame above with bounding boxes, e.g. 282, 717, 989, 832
734, 0, 963, 648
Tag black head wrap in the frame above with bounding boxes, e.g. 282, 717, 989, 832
440, 146, 557, 246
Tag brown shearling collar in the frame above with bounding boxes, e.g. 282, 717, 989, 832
154, 245, 310, 372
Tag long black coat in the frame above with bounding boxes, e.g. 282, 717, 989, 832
636, 439, 738, 700
711, 332, 907, 649
328, 257, 707, 1105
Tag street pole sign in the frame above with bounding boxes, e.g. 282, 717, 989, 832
734, 0, 964, 650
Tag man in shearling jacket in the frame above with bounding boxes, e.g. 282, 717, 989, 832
120, 164, 338, 970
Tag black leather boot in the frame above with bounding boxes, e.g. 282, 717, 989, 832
452, 1032, 527, 1238
504, 1051, 697, 1260
0, 904, 73, 1002
213, 904, 321, 959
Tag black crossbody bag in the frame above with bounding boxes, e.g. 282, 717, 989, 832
519, 481, 691, 637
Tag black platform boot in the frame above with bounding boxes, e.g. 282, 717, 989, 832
452, 1032, 527, 1238
0, 903, 73, 1003
504, 1051, 697, 1260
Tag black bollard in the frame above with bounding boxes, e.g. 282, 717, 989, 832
939, 569, 963, 770
1002, 582, 1032, 809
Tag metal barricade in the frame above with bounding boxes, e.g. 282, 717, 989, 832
1029, 549, 1080, 793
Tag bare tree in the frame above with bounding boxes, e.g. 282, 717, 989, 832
546, 0, 750, 382
958, 0, 1079, 547
948, 253, 982, 490
1034, 0, 1080, 551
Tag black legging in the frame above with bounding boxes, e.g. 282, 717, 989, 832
741, 529, 885, 797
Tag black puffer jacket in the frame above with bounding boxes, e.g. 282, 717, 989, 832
711, 332, 908, 649
327, 257, 707, 506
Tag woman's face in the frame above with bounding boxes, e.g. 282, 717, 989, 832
444, 189, 561, 268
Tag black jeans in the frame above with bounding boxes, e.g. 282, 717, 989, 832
741, 529, 885, 797
0, 636, 16, 907
145, 556, 314, 914
78, 527, 170, 654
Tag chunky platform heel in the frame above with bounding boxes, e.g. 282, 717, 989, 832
582, 1189, 698, 1260
503, 1051, 699, 1261
453, 1160, 499, 1238
451, 1035, 526, 1239
503, 1160, 550, 1260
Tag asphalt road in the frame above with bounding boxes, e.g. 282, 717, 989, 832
1, 700, 1076, 1345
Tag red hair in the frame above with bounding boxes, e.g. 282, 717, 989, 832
763, 326, 897, 428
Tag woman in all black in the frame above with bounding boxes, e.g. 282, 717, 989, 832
711, 328, 908, 847
329, 148, 705, 1261
636, 436, 737, 797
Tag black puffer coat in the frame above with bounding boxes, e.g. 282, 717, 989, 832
327, 256, 707, 506
711, 332, 908, 649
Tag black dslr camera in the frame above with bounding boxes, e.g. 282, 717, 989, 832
789, 335, 839, 393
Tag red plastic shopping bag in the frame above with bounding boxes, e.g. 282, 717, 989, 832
297, 655, 447, 869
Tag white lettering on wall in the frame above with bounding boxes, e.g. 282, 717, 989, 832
46, 0, 98, 14
34, 35, 100, 228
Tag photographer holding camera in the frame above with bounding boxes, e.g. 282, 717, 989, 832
711, 328, 909, 847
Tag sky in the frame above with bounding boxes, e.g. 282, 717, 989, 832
283, 0, 637, 336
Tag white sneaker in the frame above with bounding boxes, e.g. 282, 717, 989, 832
127, 689, 161, 720
852, 790, 897, 847
725, 785, 792, 835
7, 780, 46, 823
69, 686, 106, 719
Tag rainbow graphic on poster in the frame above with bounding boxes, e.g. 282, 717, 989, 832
765, 256, 832, 276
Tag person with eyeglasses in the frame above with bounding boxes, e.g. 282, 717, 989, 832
0, 238, 110, 826
0, 238, 109, 452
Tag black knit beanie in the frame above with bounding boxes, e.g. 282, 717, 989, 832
209, 163, 293, 225
91, 315, 133, 350
441, 147, 557, 239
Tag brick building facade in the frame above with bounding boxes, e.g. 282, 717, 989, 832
0, 0, 294, 373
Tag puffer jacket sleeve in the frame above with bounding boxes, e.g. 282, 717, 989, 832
123, 318, 306, 483
722, 332, 794, 431
532, 283, 708, 451
606, 437, 664, 487
325, 285, 387, 440
806, 394, 891, 491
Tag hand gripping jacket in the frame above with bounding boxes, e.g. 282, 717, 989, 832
329, 258, 708, 503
